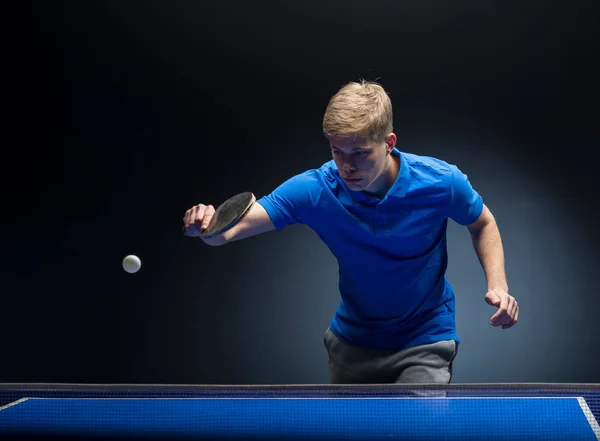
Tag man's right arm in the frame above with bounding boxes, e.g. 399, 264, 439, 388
203, 202, 275, 246
184, 173, 311, 245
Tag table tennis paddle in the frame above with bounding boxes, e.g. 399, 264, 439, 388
183, 192, 256, 239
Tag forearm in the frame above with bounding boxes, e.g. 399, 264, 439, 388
202, 235, 228, 246
201, 206, 275, 246
199, 228, 250, 247
202, 227, 245, 246
469, 219, 508, 291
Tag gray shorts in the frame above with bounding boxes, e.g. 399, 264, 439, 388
323, 327, 457, 384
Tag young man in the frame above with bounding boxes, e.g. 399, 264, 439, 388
183, 81, 518, 384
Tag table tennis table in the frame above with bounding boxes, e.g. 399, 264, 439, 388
1, 383, 599, 440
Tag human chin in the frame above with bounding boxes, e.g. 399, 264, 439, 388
342, 176, 364, 189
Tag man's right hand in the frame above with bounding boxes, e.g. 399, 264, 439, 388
183, 203, 215, 238
182, 199, 275, 245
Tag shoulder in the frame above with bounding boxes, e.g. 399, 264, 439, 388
281, 160, 338, 191
281, 163, 332, 190
262, 160, 337, 204
402, 152, 457, 192
399, 152, 481, 220
403, 152, 453, 176
257, 160, 336, 228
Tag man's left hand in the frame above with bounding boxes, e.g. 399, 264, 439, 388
485, 289, 519, 329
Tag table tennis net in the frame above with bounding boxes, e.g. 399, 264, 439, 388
1, 383, 599, 440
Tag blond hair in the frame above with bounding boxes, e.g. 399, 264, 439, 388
323, 80, 393, 142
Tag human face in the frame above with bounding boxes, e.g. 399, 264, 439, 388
328, 134, 397, 196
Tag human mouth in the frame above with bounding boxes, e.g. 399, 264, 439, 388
343, 177, 361, 185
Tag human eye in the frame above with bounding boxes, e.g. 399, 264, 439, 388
354, 150, 369, 157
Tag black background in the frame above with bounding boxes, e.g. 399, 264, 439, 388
4, 1, 599, 384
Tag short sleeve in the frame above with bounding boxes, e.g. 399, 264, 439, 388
447, 165, 484, 225
257, 171, 320, 231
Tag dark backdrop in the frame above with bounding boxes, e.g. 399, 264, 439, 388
4, 1, 599, 384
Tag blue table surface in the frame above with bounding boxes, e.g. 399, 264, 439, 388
1, 396, 599, 440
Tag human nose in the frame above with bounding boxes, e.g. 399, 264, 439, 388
342, 161, 356, 172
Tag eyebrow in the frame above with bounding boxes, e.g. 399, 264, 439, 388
330, 145, 371, 151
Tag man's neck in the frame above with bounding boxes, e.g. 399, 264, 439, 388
365, 154, 400, 199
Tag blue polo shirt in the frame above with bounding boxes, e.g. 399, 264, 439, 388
257, 148, 483, 351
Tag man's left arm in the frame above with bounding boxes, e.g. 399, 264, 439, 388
467, 204, 519, 329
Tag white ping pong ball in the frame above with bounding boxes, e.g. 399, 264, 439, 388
122, 255, 141, 273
